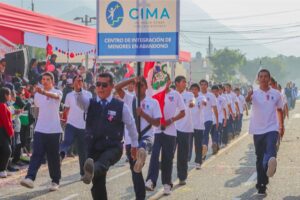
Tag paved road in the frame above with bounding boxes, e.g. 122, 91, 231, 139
0, 102, 299, 200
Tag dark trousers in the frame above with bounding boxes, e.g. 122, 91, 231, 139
60, 123, 87, 176
203, 121, 213, 146
26, 132, 61, 184
176, 131, 191, 181
91, 145, 123, 200
211, 123, 221, 145
253, 131, 278, 187
12, 132, 22, 163
125, 135, 151, 200
146, 133, 176, 187
0, 129, 11, 171
236, 114, 243, 133
20, 125, 31, 152
221, 119, 229, 145
192, 129, 204, 164
227, 116, 234, 138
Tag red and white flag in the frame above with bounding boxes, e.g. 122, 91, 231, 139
143, 62, 169, 126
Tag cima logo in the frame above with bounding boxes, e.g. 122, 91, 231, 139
106, 1, 124, 28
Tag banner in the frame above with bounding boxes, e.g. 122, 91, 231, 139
97, 0, 180, 61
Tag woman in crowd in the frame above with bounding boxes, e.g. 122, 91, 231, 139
0, 87, 14, 178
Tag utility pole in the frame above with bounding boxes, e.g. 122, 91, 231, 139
74, 15, 96, 69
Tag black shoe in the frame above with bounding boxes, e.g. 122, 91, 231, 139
257, 187, 266, 196
7, 165, 19, 172
256, 184, 267, 196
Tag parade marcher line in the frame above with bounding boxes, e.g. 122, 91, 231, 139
148, 132, 249, 200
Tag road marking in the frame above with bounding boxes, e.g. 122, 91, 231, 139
244, 172, 257, 186
107, 170, 131, 182
61, 193, 79, 200
292, 113, 300, 119
149, 133, 250, 200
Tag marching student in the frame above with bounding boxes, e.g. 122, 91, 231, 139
115, 76, 162, 200
219, 85, 230, 146
59, 75, 92, 178
145, 75, 185, 195
75, 73, 139, 200
199, 79, 218, 160
174, 76, 195, 185
234, 88, 248, 134
189, 83, 206, 169
20, 72, 63, 191
211, 85, 227, 154
224, 83, 240, 138
246, 69, 284, 196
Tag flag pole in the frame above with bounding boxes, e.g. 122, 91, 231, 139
137, 61, 141, 134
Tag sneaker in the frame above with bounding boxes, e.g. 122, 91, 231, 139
0, 171, 7, 178
20, 178, 34, 189
133, 148, 147, 173
179, 180, 186, 185
163, 184, 171, 195
82, 158, 94, 184
195, 163, 201, 170
145, 179, 154, 191
49, 182, 59, 191
212, 143, 218, 155
202, 145, 208, 160
267, 157, 277, 177
7, 165, 19, 172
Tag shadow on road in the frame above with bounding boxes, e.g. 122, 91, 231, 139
224, 143, 256, 188
283, 196, 300, 200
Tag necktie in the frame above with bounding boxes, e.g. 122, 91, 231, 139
101, 99, 107, 107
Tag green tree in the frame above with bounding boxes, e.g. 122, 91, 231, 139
209, 48, 246, 82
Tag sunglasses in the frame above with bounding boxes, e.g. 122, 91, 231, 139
96, 81, 109, 88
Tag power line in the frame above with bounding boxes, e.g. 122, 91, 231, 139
181, 8, 300, 22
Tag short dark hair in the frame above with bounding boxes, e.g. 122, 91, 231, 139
190, 83, 200, 90
199, 79, 208, 85
218, 84, 224, 90
270, 77, 276, 84
73, 74, 83, 83
42, 72, 55, 81
139, 76, 147, 87
0, 87, 10, 103
224, 83, 231, 88
258, 69, 271, 78
98, 73, 114, 85
0, 58, 6, 63
51, 54, 57, 59
234, 88, 240, 92
211, 85, 219, 90
175, 76, 186, 83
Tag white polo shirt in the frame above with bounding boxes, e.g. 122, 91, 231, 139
65, 90, 92, 129
221, 93, 230, 119
122, 92, 135, 145
191, 94, 206, 130
229, 91, 238, 113
213, 95, 227, 124
200, 91, 217, 122
122, 92, 162, 144
154, 90, 186, 136
34, 88, 63, 134
175, 90, 195, 133
236, 95, 246, 113
249, 88, 283, 135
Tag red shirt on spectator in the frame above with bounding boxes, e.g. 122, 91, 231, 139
0, 103, 14, 137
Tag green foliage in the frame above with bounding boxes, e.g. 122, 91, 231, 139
34, 48, 46, 60
209, 48, 246, 82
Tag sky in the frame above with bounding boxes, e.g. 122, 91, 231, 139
1, 0, 300, 57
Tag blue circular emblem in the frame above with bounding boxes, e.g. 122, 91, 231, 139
106, 1, 124, 28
